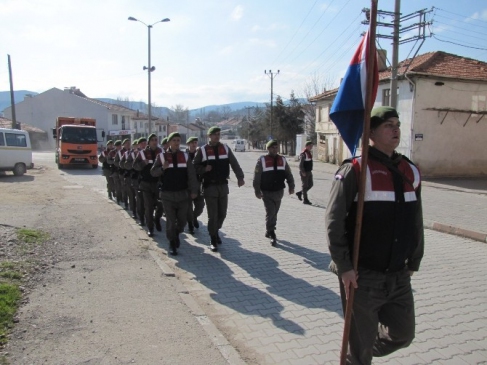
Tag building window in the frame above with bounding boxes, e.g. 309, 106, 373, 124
121, 116, 126, 130
112, 114, 118, 125
382, 89, 390, 106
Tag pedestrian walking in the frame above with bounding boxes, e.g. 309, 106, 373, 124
99, 140, 115, 199
115, 138, 130, 209
325, 106, 424, 365
133, 133, 164, 237
296, 141, 314, 205
185, 136, 205, 234
108, 140, 123, 204
253, 140, 295, 246
151, 133, 199, 256
133, 137, 147, 226
122, 139, 139, 219
193, 126, 245, 252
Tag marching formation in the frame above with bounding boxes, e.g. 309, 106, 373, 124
98, 126, 307, 256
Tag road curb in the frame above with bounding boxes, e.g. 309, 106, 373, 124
424, 220, 487, 243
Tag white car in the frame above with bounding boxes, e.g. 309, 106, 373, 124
234, 139, 246, 152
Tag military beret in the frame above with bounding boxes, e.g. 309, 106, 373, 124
138, 137, 147, 143
167, 132, 180, 142
122, 138, 129, 145
162, 137, 168, 144
370, 106, 399, 129
266, 140, 278, 149
148, 133, 158, 142
207, 126, 221, 135
132, 139, 138, 146
106, 140, 113, 146
305, 141, 313, 146
114, 140, 122, 146
186, 136, 198, 144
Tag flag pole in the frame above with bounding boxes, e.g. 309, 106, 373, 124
339, 1, 378, 364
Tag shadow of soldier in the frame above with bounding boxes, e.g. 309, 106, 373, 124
173, 238, 305, 335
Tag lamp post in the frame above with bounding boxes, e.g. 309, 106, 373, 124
264, 70, 279, 139
128, 16, 170, 136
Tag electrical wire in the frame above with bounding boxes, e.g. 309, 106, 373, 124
432, 34, 487, 51
270, 0, 320, 67
435, 7, 487, 25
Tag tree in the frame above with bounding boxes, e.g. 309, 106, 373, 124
169, 104, 189, 124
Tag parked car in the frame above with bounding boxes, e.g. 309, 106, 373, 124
234, 139, 246, 152
0, 128, 34, 176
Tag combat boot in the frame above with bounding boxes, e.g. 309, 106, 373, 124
303, 199, 312, 205
147, 228, 154, 237
169, 240, 178, 256
296, 191, 302, 201
108, 191, 112, 200
269, 231, 277, 247
210, 236, 218, 252
188, 222, 194, 235
216, 232, 222, 245
155, 219, 162, 232
193, 219, 199, 229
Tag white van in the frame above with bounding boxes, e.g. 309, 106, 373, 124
0, 128, 34, 176
234, 139, 246, 152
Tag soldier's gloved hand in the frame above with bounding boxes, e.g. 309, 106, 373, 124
238, 179, 245, 187
289, 189, 295, 195
255, 192, 262, 199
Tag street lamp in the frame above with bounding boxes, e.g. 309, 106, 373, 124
128, 16, 170, 135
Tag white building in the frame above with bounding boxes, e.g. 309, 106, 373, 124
311, 51, 487, 177
2, 87, 137, 149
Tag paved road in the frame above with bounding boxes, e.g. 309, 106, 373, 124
32, 150, 487, 364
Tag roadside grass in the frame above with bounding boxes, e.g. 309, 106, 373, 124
0, 228, 49, 363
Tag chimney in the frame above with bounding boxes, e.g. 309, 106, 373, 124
377, 50, 388, 72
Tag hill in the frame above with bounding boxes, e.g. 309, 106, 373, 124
0, 90, 38, 113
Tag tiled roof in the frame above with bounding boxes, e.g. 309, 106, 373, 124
379, 51, 487, 82
0, 117, 46, 133
308, 88, 338, 102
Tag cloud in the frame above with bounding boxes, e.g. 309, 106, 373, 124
248, 38, 277, 48
467, 9, 487, 22
231, 5, 244, 21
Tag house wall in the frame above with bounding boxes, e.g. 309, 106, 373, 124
3, 88, 133, 149
412, 78, 487, 177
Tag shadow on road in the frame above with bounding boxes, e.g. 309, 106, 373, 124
0, 173, 35, 183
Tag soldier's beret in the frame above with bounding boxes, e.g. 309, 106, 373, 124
266, 140, 278, 149
148, 133, 158, 142
138, 137, 147, 143
162, 137, 169, 144
114, 140, 122, 146
371, 106, 399, 129
186, 137, 198, 144
207, 126, 221, 135
122, 138, 129, 145
132, 139, 138, 146
305, 141, 313, 146
167, 132, 181, 142
106, 140, 113, 146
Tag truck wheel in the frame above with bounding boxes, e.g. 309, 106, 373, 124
92, 164, 98, 169
13, 163, 26, 176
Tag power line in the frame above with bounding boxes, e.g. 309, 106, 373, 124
432, 20, 487, 37
432, 34, 487, 51
278, 0, 338, 66
270, 0, 320, 67
432, 22, 487, 41
435, 7, 487, 25
433, 13, 487, 30
285, 0, 354, 66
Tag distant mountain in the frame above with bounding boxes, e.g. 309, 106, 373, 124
0, 90, 38, 113
95, 98, 171, 119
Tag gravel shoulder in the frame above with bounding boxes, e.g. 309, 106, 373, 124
0, 166, 229, 365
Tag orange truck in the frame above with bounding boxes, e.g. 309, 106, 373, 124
53, 117, 104, 169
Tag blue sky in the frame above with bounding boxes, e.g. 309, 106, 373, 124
0, 0, 486, 110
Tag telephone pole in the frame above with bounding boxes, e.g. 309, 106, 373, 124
362, 1, 432, 108
8, 55, 17, 129
264, 70, 279, 139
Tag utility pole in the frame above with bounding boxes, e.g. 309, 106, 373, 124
362, 4, 432, 108
264, 70, 279, 139
245, 106, 253, 141
8, 55, 17, 129
390, 0, 400, 108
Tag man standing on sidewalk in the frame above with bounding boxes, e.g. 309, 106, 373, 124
253, 140, 295, 246
325, 106, 424, 365
186, 136, 205, 234
151, 132, 199, 256
133, 133, 164, 237
193, 126, 245, 252
296, 141, 314, 205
